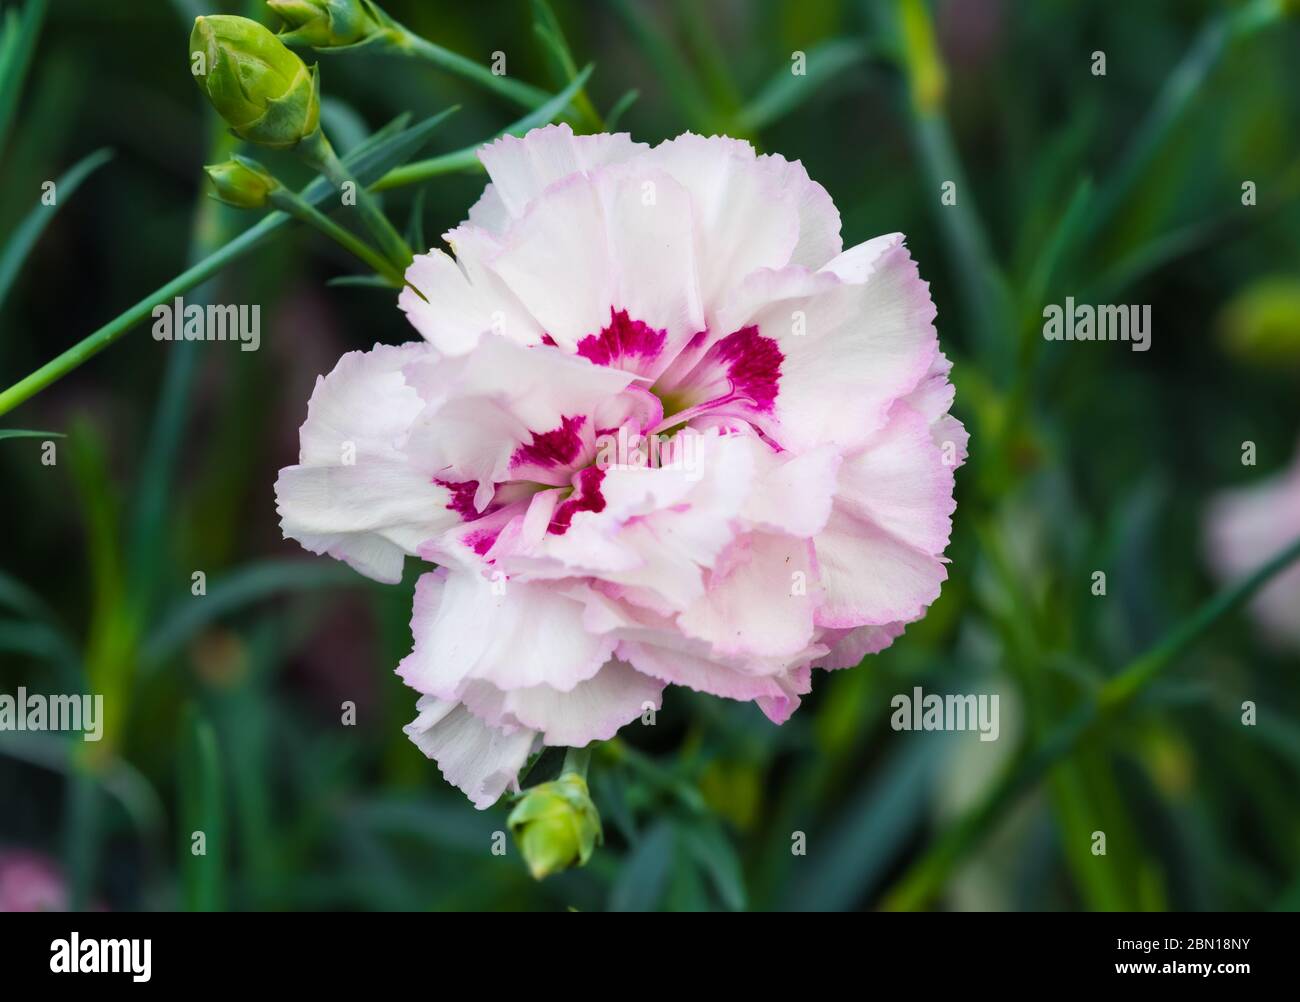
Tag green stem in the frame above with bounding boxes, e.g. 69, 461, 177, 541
372, 67, 592, 192
391, 25, 554, 112
1099, 534, 1300, 710
298, 129, 412, 268
269, 188, 405, 288
561, 745, 592, 780
0, 107, 478, 417
879, 533, 1300, 911
0, 214, 283, 416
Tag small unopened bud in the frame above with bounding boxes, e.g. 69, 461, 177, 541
507, 772, 602, 880
204, 156, 280, 208
268, 0, 389, 49
190, 15, 320, 149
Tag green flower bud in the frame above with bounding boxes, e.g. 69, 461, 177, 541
507, 773, 602, 880
1219, 277, 1300, 368
204, 155, 280, 208
190, 15, 320, 150
268, 0, 389, 49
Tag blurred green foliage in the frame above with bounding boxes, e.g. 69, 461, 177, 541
1, 0, 1298, 912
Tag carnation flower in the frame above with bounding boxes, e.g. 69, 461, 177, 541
1205, 440, 1300, 649
275, 125, 966, 808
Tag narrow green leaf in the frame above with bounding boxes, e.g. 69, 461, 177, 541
530, 0, 603, 129
670, 0, 743, 117
405, 187, 427, 251
1084, 0, 1285, 246
0, 0, 47, 162
783, 737, 945, 910
604, 89, 640, 131
319, 96, 371, 154
0, 148, 114, 314
326, 273, 394, 289
141, 559, 364, 669
531, 0, 578, 84
609, 821, 675, 912
0, 568, 56, 622
0, 428, 64, 439
607, 0, 715, 132
683, 821, 747, 911
1022, 177, 1093, 320
881, 533, 1300, 911
735, 38, 865, 134
179, 706, 224, 911
0, 618, 80, 678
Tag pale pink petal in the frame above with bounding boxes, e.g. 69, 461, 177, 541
645, 134, 801, 315
755, 665, 813, 724
818, 622, 908, 668
397, 571, 615, 696
477, 123, 648, 221
814, 507, 948, 628
399, 246, 542, 355
275, 342, 458, 583
835, 402, 956, 555
1205, 450, 1300, 647
681, 237, 938, 451
515, 431, 756, 610
739, 437, 841, 538
403, 695, 536, 809
404, 336, 635, 491
465, 659, 664, 747
903, 349, 970, 465
678, 533, 819, 658
755, 150, 842, 271
486, 166, 705, 377
621, 640, 794, 703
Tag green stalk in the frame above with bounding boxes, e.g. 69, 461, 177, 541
561, 745, 592, 780
268, 187, 406, 288
0, 106, 468, 417
0, 213, 282, 416
372, 67, 591, 192
298, 129, 412, 268
390, 23, 553, 111
879, 533, 1300, 911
